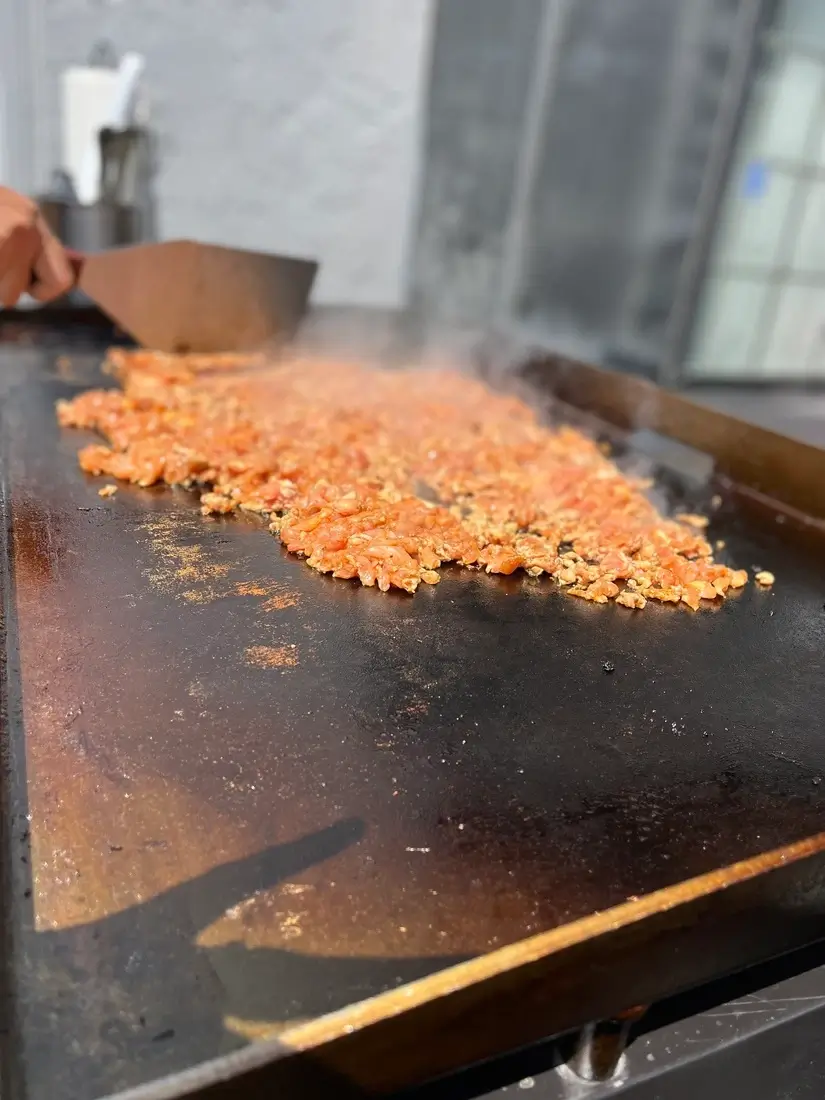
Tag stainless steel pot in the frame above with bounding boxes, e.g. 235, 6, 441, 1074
38, 200, 142, 253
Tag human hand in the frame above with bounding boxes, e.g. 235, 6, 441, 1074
0, 186, 74, 307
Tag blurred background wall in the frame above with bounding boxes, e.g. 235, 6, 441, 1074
8, 0, 434, 308
4, 0, 825, 383
411, 0, 760, 376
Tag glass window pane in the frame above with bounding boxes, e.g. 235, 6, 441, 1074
789, 180, 825, 271
780, 0, 825, 49
737, 52, 823, 162
761, 283, 825, 376
687, 277, 770, 377
711, 165, 796, 269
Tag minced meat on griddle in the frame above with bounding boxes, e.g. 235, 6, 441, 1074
56, 349, 748, 606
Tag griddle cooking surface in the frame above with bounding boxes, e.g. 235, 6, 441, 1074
2, 357, 825, 1100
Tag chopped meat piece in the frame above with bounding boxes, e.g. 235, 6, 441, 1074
675, 513, 709, 529
200, 492, 235, 515
98, 483, 117, 498
56, 349, 751, 606
615, 589, 647, 610
755, 570, 775, 587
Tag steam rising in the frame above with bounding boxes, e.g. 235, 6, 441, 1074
279, 308, 715, 519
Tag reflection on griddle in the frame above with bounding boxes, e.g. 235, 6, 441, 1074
22, 819, 468, 1100
11, 497, 66, 582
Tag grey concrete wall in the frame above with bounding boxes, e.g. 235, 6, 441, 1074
409, 0, 544, 324
41, 0, 434, 307
0, 0, 50, 194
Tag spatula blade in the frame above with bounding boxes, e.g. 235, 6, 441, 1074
78, 239, 317, 352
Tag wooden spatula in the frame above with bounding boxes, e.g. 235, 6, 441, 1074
66, 239, 317, 353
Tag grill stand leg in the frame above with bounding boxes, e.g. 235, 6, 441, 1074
565, 1006, 647, 1083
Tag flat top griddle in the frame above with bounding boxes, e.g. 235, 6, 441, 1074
1, 340, 825, 1100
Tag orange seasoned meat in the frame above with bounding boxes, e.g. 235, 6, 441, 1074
56, 348, 748, 605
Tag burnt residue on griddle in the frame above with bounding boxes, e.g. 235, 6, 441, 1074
137, 512, 233, 601
244, 644, 299, 669
234, 580, 300, 611
127, 510, 307, 666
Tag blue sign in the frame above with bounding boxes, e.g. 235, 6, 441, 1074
742, 160, 769, 199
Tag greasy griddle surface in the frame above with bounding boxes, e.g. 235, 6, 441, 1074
2, 361, 825, 1100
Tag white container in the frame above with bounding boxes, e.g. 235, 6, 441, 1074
61, 66, 121, 201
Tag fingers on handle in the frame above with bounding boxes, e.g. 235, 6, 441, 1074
0, 224, 40, 307
29, 219, 75, 303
